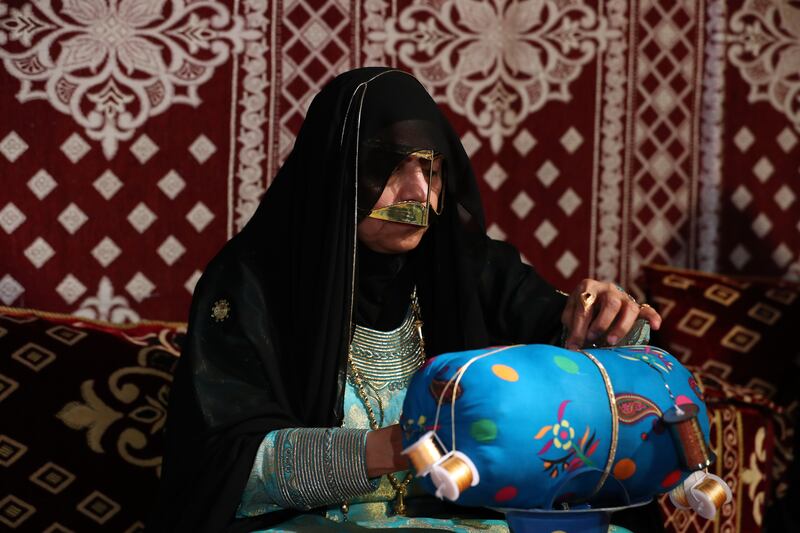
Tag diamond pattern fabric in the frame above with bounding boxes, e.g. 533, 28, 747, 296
0, 0, 798, 322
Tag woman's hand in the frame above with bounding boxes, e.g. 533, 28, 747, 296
561, 279, 662, 350
366, 424, 409, 477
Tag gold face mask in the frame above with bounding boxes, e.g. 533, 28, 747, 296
367, 150, 444, 227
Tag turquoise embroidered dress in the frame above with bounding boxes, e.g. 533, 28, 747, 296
237, 303, 509, 532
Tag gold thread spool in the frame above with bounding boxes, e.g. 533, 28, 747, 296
402, 431, 445, 476
670, 482, 689, 508
442, 456, 472, 492
694, 477, 729, 511
663, 404, 715, 470
686, 474, 731, 519
439, 454, 474, 493
669, 471, 704, 511
669, 471, 731, 519
430, 451, 479, 501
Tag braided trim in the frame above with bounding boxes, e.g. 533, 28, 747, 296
577, 349, 619, 500
0, 305, 186, 330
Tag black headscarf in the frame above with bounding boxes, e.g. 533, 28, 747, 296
150, 68, 566, 532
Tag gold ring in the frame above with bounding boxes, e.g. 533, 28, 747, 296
581, 291, 596, 310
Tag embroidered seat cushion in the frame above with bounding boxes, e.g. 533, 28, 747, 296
0, 306, 184, 531
641, 264, 800, 405
642, 265, 797, 513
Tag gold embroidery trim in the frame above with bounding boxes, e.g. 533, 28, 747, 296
578, 349, 619, 501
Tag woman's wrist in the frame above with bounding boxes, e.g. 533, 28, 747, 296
365, 424, 408, 477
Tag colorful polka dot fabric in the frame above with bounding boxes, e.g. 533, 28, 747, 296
401, 344, 712, 510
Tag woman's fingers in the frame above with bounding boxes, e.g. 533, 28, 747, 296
563, 281, 598, 349
639, 304, 662, 330
585, 291, 621, 342
560, 294, 575, 330
561, 280, 664, 349
604, 300, 641, 345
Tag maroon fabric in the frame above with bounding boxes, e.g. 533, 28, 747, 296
642, 264, 800, 406
717, 1, 800, 278
2, 0, 799, 323
0, 307, 183, 531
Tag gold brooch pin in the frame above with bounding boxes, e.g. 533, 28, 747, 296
211, 299, 231, 322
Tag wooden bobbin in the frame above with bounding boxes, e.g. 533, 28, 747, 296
663, 404, 715, 471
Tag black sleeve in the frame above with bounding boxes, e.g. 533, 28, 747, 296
149, 255, 302, 532
478, 239, 569, 346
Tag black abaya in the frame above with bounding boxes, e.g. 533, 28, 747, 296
149, 68, 566, 532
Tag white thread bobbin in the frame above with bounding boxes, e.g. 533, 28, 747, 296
429, 451, 480, 501
669, 471, 732, 520
402, 431, 446, 477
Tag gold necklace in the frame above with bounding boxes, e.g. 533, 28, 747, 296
345, 290, 423, 516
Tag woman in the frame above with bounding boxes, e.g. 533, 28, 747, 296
150, 68, 661, 532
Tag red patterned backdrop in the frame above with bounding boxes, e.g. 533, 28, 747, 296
1, 0, 799, 325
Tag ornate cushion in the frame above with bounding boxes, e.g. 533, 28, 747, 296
642, 264, 799, 532
0, 306, 184, 531
641, 264, 800, 405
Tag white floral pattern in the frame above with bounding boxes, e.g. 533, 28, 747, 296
74, 276, 140, 323
235, 0, 269, 232
0, 0, 261, 159
697, 0, 727, 273
728, 0, 800, 132
595, 0, 627, 283
367, 0, 618, 152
